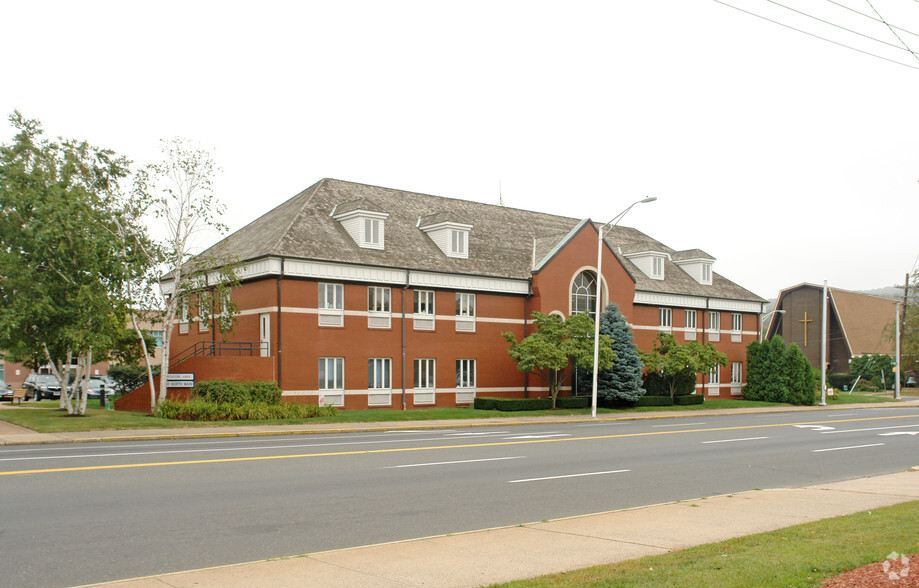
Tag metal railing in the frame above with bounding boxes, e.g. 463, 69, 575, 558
121, 341, 266, 394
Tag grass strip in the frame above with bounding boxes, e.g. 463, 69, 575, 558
490, 500, 919, 588
0, 395, 899, 433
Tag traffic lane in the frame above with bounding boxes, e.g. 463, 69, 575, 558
2, 408, 918, 474
3, 419, 917, 587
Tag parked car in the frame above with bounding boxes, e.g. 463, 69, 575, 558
84, 379, 114, 400
0, 379, 13, 401
91, 375, 118, 390
23, 373, 61, 400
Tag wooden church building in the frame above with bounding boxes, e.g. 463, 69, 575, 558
118, 178, 765, 411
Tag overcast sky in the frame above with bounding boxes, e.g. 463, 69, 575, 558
3, 0, 918, 300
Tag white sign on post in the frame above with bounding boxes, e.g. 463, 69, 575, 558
167, 373, 195, 388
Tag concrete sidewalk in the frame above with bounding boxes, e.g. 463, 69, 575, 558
81, 470, 919, 588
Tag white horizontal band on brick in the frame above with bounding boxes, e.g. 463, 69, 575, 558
228, 256, 530, 296
633, 291, 762, 313
236, 307, 526, 325
281, 385, 568, 396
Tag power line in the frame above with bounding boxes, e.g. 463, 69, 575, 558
763, 0, 912, 53
863, 0, 919, 63
824, 0, 919, 40
712, 0, 919, 71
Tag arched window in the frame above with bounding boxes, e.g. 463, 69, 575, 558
571, 270, 598, 319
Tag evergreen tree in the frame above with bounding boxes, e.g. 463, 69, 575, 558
785, 343, 818, 405
597, 303, 644, 403
742, 340, 766, 401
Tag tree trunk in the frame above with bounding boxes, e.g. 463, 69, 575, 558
550, 369, 558, 409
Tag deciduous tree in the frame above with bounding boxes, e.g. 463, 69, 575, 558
639, 333, 727, 399
503, 312, 615, 408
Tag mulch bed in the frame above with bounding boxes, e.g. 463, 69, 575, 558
822, 553, 917, 587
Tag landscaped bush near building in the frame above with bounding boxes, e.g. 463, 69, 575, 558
473, 397, 553, 411
192, 379, 282, 404
153, 399, 333, 421
555, 396, 591, 409
635, 395, 673, 406
642, 371, 696, 396
673, 394, 704, 405
151, 379, 335, 421
743, 336, 817, 405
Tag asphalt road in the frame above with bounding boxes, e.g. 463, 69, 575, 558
2, 406, 918, 587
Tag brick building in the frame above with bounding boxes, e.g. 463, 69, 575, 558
119, 179, 765, 410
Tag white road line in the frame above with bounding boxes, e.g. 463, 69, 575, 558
503, 434, 569, 440
821, 424, 919, 435
702, 436, 769, 444
509, 469, 630, 483
653, 422, 705, 427
0, 435, 467, 463
444, 431, 510, 437
812, 443, 885, 453
387, 456, 525, 469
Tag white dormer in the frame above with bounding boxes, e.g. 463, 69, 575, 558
331, 199, 389, 250
418, 212, 472, 259
671, 249, 715, 285
620, 244, 668, 281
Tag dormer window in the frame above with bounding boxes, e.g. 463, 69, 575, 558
451, 229, 467, 256
671, 249, 715, 285
332, 199, 389, 250
365, 218, 381, 247
620, 244, 668, 281
652, 256, 664, 279
419, 212, 472, 259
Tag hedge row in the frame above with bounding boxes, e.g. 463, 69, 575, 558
673, 394, 704, 405
474, 397, 553, 411
153, 399, 335, 421
635, 396, 673, 406
556, 396, 591, 409
192, 380, 282, 405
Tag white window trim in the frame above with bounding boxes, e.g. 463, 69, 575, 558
413, 290, 436, 331
368, 286, 392, 329
455, 359, 476, 403
450, 229, 467, 256
659, 307, 672, 329
456, 293, 476, 332
318, 283, 344, 327
414, 358, 436, 389
318, 357, 344, 391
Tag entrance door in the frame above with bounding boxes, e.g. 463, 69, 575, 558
259, 313, 270, 357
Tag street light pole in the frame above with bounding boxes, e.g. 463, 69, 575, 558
591, 196, 657, 419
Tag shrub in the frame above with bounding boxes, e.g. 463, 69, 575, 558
153, 399, 336, 421
673, 394, 704, 405
556, 396, 590, 409
635, 396, 673, 406
643, 370, 696, 396
744, 337, 817, 405
192, 380, 282, 405
473, 397, 552, 411
827, 373, 856, 391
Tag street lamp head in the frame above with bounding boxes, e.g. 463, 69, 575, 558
640, 196, 657, 204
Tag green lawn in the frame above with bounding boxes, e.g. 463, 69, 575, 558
489, 500, 919, 588
0, 395, 906, 434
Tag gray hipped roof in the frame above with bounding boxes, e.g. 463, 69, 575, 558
201, 178, 764, 302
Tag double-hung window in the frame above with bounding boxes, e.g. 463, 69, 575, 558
319, 357, 344, 390
368, 358, 392, 406
318, 283, 344, 327
684, 310, 697, 341
451, 230, 467, 256
364, 218, 381, 247
178, 300, 189, 334
413, 290, 435, 330
707, 366, 720, 395
368, 286, 392, 328
413, 358, 436, 405
455, 293, 476, 332
659, 308, 672, 330
731, 361, 743, 395
731, 313, 742, 342
708, 311, 721, 342
455, 359, 476, 403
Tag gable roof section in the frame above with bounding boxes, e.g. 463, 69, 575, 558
830, 287, 897, 356
198, 178, 763, 302
768, 283, 897, 355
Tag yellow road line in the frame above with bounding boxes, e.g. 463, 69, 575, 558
2, 414, 916, 477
